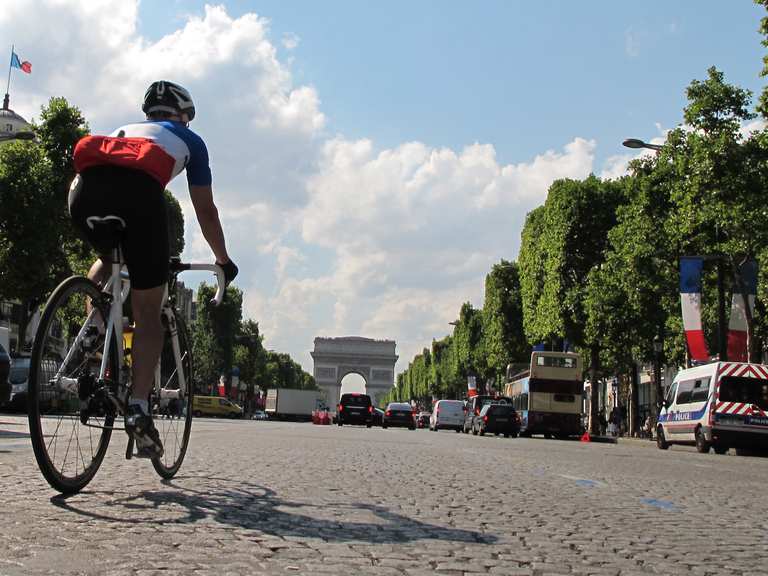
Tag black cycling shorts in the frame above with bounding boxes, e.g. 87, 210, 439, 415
68, 165, 170, 290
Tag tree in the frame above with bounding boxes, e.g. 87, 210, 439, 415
0, 141, 68, 351
165, 190, 185, 258
34, 97, 92, 276
519, 175, 627, 434
482, 260, 528, 385
191, 284, 243, 394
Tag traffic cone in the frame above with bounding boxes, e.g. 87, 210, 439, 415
580, 431, 591, 443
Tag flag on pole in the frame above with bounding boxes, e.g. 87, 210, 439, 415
726, 259, 757, 362
10, 51, 31, 74
680, 257, 710, 361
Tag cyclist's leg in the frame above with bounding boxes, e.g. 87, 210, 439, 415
130, 285, 165, 403
119, 170, 170, 458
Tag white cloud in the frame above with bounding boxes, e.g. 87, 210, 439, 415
5, 1, 601, 378
282, 33, 300, 50
625, 27, 640, 58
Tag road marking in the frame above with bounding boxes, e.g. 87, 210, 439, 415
640, 498, 679, 511
559, 474, 604, 487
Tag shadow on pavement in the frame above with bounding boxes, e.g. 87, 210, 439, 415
51, 476, 493, 545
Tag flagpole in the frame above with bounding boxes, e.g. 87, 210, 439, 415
4, 44, 13, 110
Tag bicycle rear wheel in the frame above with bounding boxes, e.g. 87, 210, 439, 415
28, 276, 118, 494
151, 311, 193, 479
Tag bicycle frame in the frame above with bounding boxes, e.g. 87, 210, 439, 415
49, 247, 225, 422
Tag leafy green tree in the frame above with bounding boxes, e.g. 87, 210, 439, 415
482, 260, 528, 385
34, 97, 93, 276
666, 67, 768, 360
165, 190, 185, 258
192, 284, 243, 394
519, 175, 626, 433
0, 141, 67, 350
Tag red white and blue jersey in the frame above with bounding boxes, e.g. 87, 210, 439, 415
73, 120, 212, 188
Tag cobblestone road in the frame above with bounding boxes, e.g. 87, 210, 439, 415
1, 414, 768, 575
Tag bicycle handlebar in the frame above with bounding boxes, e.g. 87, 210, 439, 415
171, 262, 226, 306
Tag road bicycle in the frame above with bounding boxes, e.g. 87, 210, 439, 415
27, 218, 225, 494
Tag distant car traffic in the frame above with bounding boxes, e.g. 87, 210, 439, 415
416, 411, 431, 428
337, 393, 373, 427
372, 407, 384, 427
5, 356, 30, 412
383, 402, 415, 430
472, 402, 521, 438
430, 399, 464, 432
192, 395, 244, 418
252, 410, 268, 420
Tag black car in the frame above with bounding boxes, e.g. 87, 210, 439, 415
371, 407, 384, 427
462, 395, 497, 433
472, 402, 521, 438
382, 402, 415, 429
0, 343, 10, 406
337, 393, 373, 427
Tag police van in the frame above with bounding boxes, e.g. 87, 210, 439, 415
657, 362, 768, 454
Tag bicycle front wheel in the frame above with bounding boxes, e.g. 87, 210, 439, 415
151, 311, 193, 479
28, 276, 118, 494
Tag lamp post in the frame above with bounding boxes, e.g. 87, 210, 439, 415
653, 334, 664, 413
622, 138, 663, 152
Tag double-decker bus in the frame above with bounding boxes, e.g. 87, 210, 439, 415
504, 351, 583, 438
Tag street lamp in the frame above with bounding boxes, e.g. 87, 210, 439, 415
622, 138, 663, 152
653, 334, 664, 412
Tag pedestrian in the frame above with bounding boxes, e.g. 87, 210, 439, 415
644, 415, 653, 440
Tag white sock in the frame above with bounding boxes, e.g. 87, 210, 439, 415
129, 398, 149, 415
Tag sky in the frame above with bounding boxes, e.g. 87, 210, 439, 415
1, 1, 766, 391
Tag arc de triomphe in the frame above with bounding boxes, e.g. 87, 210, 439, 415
311, 337, 397, 410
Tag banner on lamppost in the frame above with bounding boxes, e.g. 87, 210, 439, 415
680, 257, 710, 361
467, 375, 477, 398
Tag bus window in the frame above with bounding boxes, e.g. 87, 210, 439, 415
536, 355, 577, 369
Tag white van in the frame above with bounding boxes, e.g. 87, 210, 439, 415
430, 399, 465, 432
657, 361, 768, 454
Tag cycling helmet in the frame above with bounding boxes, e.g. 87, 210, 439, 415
142, 80, 195, 121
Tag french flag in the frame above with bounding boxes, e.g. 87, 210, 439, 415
680, 257, 710, 361
727, 260, 757, 362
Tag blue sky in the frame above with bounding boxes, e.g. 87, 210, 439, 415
3, 1, 766, 390
137, 1, 766, 167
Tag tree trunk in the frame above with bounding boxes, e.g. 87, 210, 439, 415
629, 364, 639, 437
17, 299, 30, 355
589, 346, 600, 436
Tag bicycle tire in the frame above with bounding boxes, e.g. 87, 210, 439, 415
28, 276, 118, 494
151, 311, 193, 479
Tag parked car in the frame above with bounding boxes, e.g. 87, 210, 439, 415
430, 399, 465, 432
6, 356, 30, 412
0, 343, 10, 406
416, 411, 431, 429
383, 402, 415, 429
372, 407, 384, 427
473, 402, 521, 437
337, 393, 373, 427
657, 361, 768, 454
252, 410, 268, 420
192, 395, 244, 418
462, 395, 511, 433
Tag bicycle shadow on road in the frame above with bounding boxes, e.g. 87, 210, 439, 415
51, 475, 493, 545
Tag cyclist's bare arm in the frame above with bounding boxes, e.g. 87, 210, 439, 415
189, 184, 231, 264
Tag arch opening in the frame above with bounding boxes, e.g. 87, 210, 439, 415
339, 372, 367, 396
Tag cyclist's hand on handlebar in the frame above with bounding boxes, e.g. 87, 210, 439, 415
217, 259, 239, 287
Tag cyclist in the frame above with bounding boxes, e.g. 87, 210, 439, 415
69, 80, 238, 458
